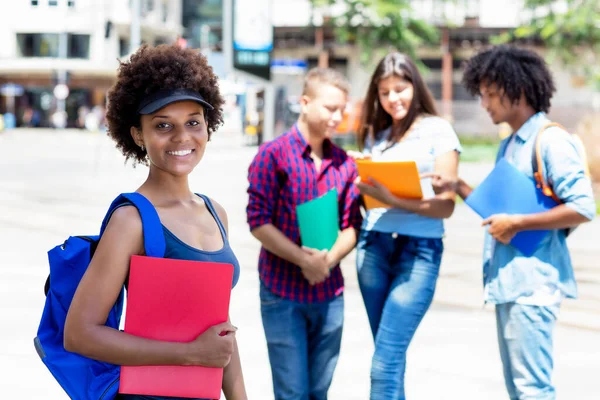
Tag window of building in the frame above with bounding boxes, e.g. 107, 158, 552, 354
31, 0, 39, 6
181, 0, 223, 49
48, 0, 58, 6
17, 33, 60, 57
162, 1, 168, 23
16, 33, 89, 59
119, 37, 130, 57
68, 34, 90, 59
68, 0, 75, 7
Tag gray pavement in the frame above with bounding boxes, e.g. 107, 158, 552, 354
1, 128, 598, 399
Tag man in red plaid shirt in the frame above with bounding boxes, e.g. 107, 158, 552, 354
247, 68, 362, 400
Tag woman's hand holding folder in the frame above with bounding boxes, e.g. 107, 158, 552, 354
185, 321, 238, 368
355, 176, 395, 207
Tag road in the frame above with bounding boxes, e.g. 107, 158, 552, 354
0, 128, 598, 399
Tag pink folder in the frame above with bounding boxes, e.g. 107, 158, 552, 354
118, 255, 234, 399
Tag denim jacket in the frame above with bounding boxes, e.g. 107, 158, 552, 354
482, 112, 596, 304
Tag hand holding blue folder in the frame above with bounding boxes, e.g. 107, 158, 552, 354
465, 158, 558, 256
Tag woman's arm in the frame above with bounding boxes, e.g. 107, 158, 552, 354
222, 334, 247, 399
211, 200, 249, 399
64, 206, 235, 367
357, 150, 460, 219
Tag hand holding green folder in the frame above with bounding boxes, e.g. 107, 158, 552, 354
296, 189, 339, 251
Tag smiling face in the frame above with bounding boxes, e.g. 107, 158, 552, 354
377, 75, 414, 124
301, 83, 348, 139
131, 100, 208, 177
479, 82, 517, 125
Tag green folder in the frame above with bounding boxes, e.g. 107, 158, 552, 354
296, 188, 339, 251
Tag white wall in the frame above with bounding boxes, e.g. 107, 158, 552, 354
0, 0, 183, 74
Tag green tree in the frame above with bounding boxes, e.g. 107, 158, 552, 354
495, 0, 600, 90
309, 0, 440, 65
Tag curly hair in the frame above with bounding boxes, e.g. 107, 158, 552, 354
462, 45, 556, 113
106, 44, 225, 165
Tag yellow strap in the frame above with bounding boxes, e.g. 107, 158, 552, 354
535, 122, 591, 203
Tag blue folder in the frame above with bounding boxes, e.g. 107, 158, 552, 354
465, 158, 558, 256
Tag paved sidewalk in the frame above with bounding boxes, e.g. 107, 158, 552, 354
0, 129, 598, 399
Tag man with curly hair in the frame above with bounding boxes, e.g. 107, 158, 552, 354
64, 44, 247, 400
428, 45, 595, 399
246, 68, 362, 400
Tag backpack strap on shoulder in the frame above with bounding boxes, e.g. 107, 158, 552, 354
99, 192, 166, 258
531, 122, 564, 204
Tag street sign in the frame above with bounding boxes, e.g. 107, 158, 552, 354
0, 83, 24, 97
271, 59, 308, 75
232, 0, 273, 81
53, 84, 70, 100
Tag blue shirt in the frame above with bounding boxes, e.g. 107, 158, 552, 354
483, 112, 595, 304
362, 116, 462, 238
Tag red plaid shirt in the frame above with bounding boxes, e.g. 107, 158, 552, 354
246, 124, 362, 303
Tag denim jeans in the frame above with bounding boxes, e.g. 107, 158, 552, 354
260, 283, 344, 400
496, 303, 559, 400
356, 230, 443, 400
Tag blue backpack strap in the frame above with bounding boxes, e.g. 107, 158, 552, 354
100, 192, 166, 258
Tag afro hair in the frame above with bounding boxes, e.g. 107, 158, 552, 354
462, 45, 556, 113
105, 44, 224, 165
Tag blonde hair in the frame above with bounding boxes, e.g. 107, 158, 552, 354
302, 67, 350, 97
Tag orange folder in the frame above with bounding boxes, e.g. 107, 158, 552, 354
119, 255, 234, 399
355, 160, 423, 209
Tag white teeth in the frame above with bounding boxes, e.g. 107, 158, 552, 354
167, 149, 193, 156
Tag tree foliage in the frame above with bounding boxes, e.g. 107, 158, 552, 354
310, 0, 439, 66
495, 0, 600, 89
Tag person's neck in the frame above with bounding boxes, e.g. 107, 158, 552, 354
297, 120, 325, 158
141, 167, 194, 206
506, 106, 537, 133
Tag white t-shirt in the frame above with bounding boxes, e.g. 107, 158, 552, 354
362, 116, 462, 238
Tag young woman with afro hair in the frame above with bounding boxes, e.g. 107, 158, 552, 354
64, 44, 247, 400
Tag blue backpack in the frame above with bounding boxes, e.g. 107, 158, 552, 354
34, 193, 165, 400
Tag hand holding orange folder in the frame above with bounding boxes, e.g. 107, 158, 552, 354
119, 255, 234, 399
355, 160, 423, 209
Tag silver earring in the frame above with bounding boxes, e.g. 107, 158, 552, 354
140, 144, 145, 152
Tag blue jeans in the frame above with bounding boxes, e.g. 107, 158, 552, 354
496, 303, 559, 400
260, 283, 344, 400
356, 230, 443, 400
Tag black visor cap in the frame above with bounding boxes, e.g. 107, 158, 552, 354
137, 88, 214, 115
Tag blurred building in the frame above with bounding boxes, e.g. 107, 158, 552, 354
0, 0, 183, 128
269, 0, 597, 135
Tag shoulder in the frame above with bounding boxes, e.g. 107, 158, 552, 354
203, 196, 228, 231
539, 123, 572, 143
418, 116, 457, 135
105, 204, 143, 234
330, 142, 357, 172
330, 141, 351, 161
99, 204, 144, 252
253, 135, 286, 162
